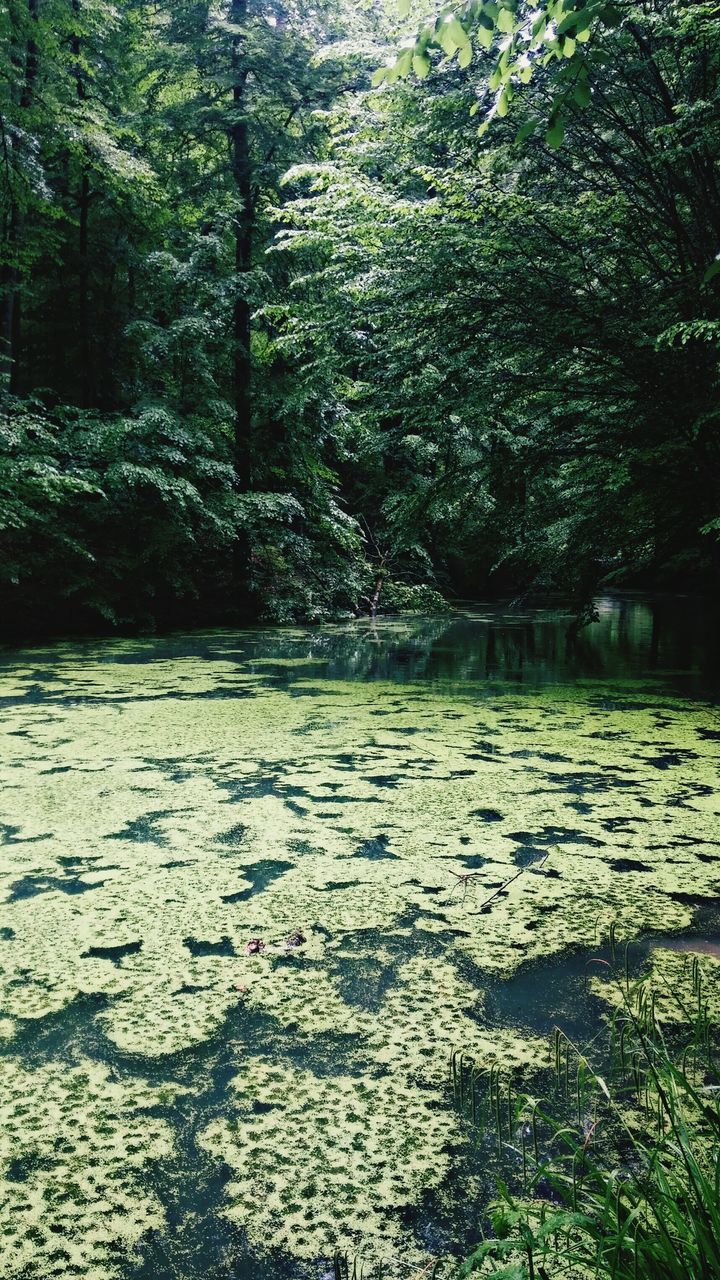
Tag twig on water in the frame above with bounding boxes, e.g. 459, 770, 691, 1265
446, 852, 550, 910
406, 1258, 438, 1280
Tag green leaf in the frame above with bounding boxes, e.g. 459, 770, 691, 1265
396, 49, 413, 76
595, 1075, 611, 1101
577, 26, 591, 42
702, 259, 720, 285
413, 52, 431, 77
447, 17, 470, 48
496, 88, 510, 117
497, 6, 515, 34
519, 62, 533, 83
515, 117, 539, 142
600, 3, 621, 24
574, 78, 591, 106
546, 114, 565, 148
458, 42, 473, 68
371, 67, 388, 87
557, 6, 592, 34
563, 36, 576, 57
477, 21, 494, 48
484, 2, 500, 20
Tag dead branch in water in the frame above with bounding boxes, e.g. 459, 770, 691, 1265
446, 851, 550, 910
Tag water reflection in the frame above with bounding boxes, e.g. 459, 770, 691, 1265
0, 594, 716, 700
241, 594, 719, 694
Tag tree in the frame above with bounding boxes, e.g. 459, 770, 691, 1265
1, 0, 716, 632
273, 0, 720, 601
379, 0, 643, 144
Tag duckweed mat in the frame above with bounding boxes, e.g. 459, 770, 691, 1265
1, 603, 719, 1278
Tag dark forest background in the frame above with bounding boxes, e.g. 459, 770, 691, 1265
1, 0, 718, 632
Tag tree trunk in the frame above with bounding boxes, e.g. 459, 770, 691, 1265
0, 209, 19, 394
72, 0, 91, 405
1, 0, 39, 393
368, 574, 384, 620
229, 0, 252, 486
77, 170, 90, 403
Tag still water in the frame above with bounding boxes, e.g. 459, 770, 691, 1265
0, 596, 718, 1280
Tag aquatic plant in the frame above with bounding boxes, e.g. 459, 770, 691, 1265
455, 947, 720, 1279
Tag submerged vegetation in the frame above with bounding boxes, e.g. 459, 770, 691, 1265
1, 0, 719, 630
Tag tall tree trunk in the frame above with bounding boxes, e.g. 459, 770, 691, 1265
229, 0, 252, 486
72, 0, 91, 405
76, 169, 90, 404
1, 0, 39, 393
0, 207, 19, 394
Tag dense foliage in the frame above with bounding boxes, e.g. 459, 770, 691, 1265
1, 0, 718, 630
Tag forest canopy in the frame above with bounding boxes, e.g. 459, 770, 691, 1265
1, 0, 718, 631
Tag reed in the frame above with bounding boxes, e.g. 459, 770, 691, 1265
453, 948, 720, 1279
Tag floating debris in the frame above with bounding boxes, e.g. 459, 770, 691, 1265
245, 939, 266, 955
285, 930, 306, 949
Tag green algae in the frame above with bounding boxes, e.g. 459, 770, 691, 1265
200, 1059, 457, 1263
589, 940, 720, 1028
0, 1057, 172, 1279
0, 612, 718, 1277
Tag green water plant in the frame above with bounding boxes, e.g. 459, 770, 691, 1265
454, 947, 720, 1279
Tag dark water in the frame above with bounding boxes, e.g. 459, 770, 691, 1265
4, 591, 716, 693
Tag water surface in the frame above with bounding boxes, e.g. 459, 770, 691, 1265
1, 597, 718, 1279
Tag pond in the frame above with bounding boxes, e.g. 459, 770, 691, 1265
1, 595, 719, 1280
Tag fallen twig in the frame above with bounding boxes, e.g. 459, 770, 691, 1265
446, 851, 550, 911
406, 1259, 438, 1280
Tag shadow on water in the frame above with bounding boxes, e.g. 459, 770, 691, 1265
469, 899, 720, 1046
0, 976, 368, 1280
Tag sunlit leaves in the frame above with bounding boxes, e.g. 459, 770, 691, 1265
458, 42, 473, 68
377, 0, 623, 144
447, 17, 471, 50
